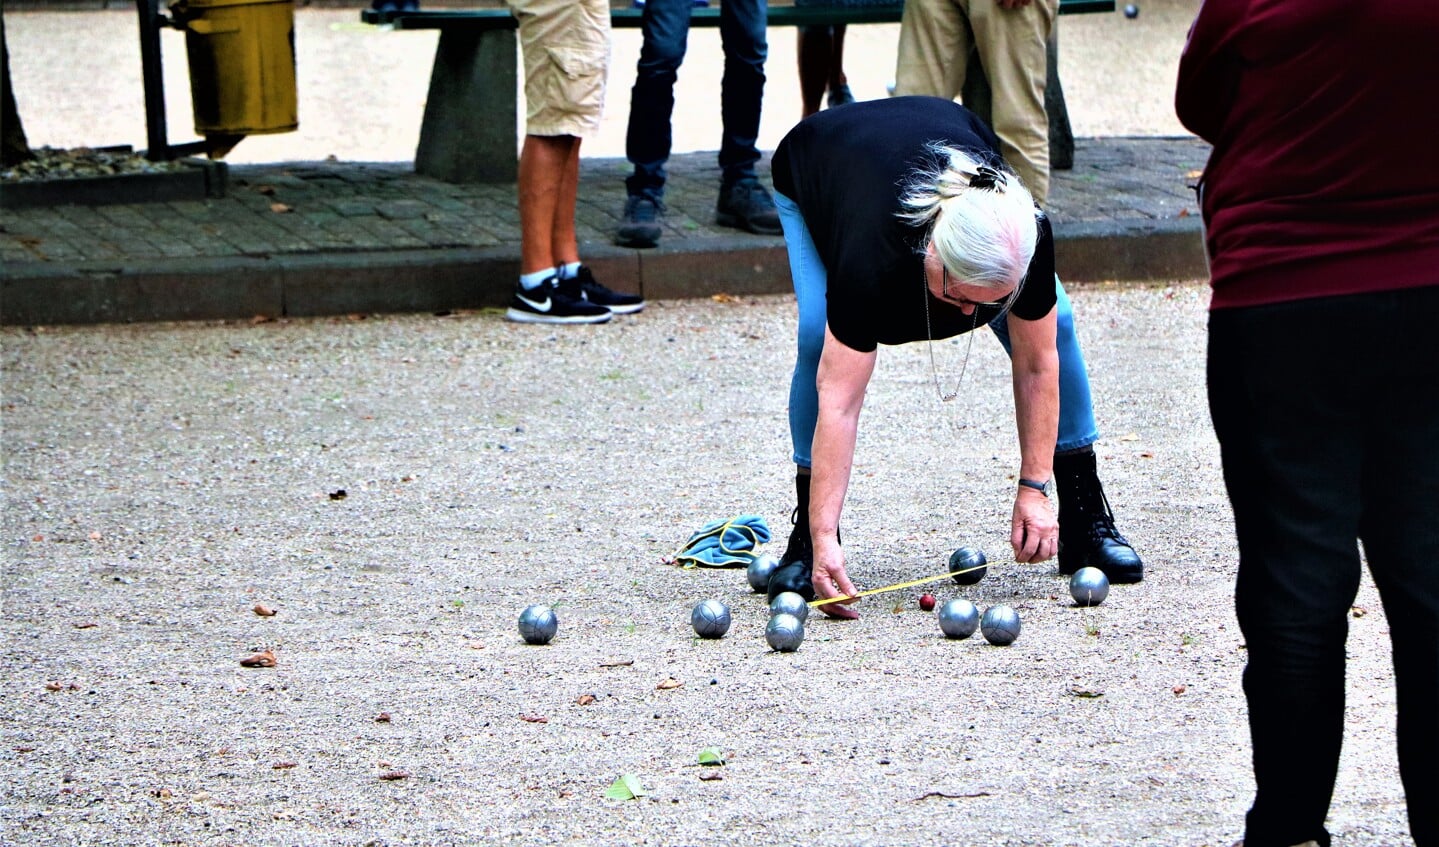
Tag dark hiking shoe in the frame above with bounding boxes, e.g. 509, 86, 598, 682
715, 178, 782, 236
1055, 450, 1144, 583
616, 195, 663, 248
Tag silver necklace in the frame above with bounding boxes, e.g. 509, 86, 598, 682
921, 265, 981, 403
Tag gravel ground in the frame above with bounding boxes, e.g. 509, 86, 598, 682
0, 286, 1413, 845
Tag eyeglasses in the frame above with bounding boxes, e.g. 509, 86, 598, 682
942, 266, 1007, 309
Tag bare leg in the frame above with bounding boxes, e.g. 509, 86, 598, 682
518, 133, 580, 274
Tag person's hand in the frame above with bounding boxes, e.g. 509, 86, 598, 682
811, 535, 860, 620
1010, 488, 1059, 563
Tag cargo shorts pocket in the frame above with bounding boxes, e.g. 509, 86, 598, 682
541, 44, 607, 118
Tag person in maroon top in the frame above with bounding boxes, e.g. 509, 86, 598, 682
1177, 2, 1439, 845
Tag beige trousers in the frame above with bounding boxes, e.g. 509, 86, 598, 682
510, 0, 611, 137
894, 0, 1057, 204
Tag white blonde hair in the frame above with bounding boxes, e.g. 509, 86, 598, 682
899, 144, 1042, 304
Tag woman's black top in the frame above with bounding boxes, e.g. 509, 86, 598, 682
772, 96, 1057, 353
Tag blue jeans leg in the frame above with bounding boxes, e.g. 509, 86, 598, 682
776, 191, 826, 468
988, 277, 1100, 451
717, 0, 767, 185
625, 0, 693, 199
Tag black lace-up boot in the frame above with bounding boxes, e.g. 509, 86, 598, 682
767, 473, 816, 601
1055, 448, 1144, 584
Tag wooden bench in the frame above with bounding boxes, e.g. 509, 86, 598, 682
362, 1, 1114, 183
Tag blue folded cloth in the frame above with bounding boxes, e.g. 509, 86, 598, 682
674, 515, 771, 568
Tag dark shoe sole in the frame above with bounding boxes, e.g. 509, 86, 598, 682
615, 227, 661, 249
714, 211, 783, 236
1058, 555, 1143, 584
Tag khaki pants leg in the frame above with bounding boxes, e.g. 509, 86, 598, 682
894, 0, 970, 100
893, 0, 1056, 205
969, 0, 1056, 203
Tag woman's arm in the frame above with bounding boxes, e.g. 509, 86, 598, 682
1005, 305, 1060, 563
809, 324, 877, 618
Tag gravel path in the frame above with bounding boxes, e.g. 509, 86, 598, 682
1, 286, 1412, 845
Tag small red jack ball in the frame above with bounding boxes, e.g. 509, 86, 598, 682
919, 594, 937, 612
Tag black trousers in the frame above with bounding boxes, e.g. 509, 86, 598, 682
1208, 284, 1439, 847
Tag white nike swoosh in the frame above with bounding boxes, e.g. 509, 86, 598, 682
516, 292, 552, 313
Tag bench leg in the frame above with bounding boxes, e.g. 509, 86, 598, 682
415, 26, 517, 184
958, 27, 1075, 175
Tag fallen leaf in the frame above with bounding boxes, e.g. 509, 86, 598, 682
520, 714, 549, 723
255, 184, 276, 195
698, 746, 725, 766
253, 604, 276, 617
1139, 451, 1155, 458
1119, 432, 1140, 442
269, 202, 293, 214
599, 658, 633, 667
1351, 605, 1368, 618
272, 761, 297, 770
1172, 684, 1187, 695
328, 489, 347, 500
375, 712, 392, 723
575, 694, 596, 706
240, 650, 277, 668
15, 746, 36, 753
1177, 208, 1191, 218
378, 770, 410, 781
44, 682, 62, 692
1185, 169, 1204, 179
251, 314, 274, 324
73, 621, 98, 629
31, 535, 43, 542
656, 677, 683, 690
699, 771, 723, 781
88, 531, 101, 541
604, 774, 647, 800
710, 293, 738, 303
1069, 686, 1105, 698
152, 787, 173, 799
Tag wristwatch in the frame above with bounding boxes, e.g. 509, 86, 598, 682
1018, 477, 1052, 497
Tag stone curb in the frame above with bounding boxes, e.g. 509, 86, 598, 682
0, 220, 1205, 325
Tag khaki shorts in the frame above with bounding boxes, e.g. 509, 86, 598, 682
510, 0, 610, 137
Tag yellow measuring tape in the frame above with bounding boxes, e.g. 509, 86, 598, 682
808, 563, 990, 607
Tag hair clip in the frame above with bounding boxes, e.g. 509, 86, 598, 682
971, 165, 1003, 191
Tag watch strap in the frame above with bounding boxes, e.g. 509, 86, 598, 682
1018, 477, 1051, 496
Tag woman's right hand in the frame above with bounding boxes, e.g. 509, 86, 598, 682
811, 535, 860, 620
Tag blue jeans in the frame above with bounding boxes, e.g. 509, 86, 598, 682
1209, 286, 1439, 847
777, 191, 1099, 467
624, 0, 768, 200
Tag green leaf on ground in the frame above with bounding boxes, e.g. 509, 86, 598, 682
604, 773, 647, 800
698, 747, 725, 766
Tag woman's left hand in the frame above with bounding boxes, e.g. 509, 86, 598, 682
1010, 489, 1059, 563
